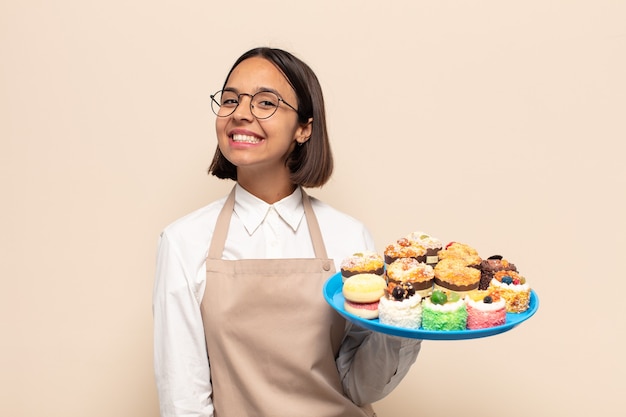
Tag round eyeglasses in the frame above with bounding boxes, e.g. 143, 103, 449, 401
210, 90, 298, 119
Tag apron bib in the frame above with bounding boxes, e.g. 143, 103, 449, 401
201, 187, 374, 417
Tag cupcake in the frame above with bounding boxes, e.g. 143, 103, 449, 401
386, 257, 435, 298
489, 270, 530, 313
342, 274, 387, 319
378, 282, 423, 329
340, 251, 385, 282
479, 255, 518, 290
405, 231, 443, 267
433, 258, 481, 295
384, 237, 427, 265
437, 242, 482, 267
421, 290, 467, 331
465, 290, 507, 329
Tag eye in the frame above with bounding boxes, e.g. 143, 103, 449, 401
222, 99, 239, 107
220, 92, 239, 107
253, 92, 279, 109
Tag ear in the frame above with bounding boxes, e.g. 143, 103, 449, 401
295, 118, 313, 145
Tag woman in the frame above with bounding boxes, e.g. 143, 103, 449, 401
153, 47, 422, 417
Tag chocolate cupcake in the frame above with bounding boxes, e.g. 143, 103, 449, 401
479, 255, 517, 290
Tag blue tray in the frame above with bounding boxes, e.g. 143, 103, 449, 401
323, 272, 539, 340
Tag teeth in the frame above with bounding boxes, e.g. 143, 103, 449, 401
232, 134, 261, 143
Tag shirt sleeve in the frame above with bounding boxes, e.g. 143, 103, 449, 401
336, 321, 422, 405
153, 231, 214, 417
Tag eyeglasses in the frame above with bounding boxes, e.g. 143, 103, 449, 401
210, 89, 298, 119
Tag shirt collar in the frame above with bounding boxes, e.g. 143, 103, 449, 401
234, 184, 305, 235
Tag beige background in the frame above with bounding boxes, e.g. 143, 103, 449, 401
1, 1, 625, 416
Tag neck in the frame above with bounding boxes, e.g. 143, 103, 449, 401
237, 169, 297, 204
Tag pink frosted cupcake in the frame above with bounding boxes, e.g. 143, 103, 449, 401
465, 291, 507, 329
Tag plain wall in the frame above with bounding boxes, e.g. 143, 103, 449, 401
1, 1, 624, 416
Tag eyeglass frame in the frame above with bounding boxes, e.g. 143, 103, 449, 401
210, 89, 299, 120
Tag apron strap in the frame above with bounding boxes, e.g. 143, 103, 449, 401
207, 187, 236, 260
301, 190, 329, 260
207, 186, 329, 260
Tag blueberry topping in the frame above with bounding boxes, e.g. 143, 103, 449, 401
483, 295, 493, 304
391, 286, 404, 300
488, 255, 503, 260
501, 276, 513, 285
405, 283, 416, 297
391, 283, 416, 300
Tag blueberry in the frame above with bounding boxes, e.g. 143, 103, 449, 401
391, 286, 404, 300
405, 283, 415, 297
483, 295, 493, 304
501, 276, 513, 285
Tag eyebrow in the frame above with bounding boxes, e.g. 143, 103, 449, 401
223, 86, 285, 98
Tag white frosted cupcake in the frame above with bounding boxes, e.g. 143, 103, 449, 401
378, 283, 423, 329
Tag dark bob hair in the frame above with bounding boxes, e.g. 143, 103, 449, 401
208, 47, 333, 188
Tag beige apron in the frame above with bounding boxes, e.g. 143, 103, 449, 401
201, 187, 375, 417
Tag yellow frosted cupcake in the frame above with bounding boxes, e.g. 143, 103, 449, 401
384, 237, 427, 265
405, 231, 443, 267
340, 251, 384, 282
433, 258, 481, 295
437, 242, 481, 267
386, 257, 434, 297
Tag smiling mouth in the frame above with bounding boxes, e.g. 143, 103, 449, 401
232, 134, 262, 144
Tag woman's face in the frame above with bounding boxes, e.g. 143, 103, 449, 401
215, 57, 311, 177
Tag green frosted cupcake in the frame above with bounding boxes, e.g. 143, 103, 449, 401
421, 290, 467, 331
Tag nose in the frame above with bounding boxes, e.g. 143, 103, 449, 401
231, 93, 254, 121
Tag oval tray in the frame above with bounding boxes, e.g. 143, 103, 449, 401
323, 272, 539, 340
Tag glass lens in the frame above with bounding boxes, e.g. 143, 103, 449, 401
210, 90, 236, 117
251, 91, 279, 119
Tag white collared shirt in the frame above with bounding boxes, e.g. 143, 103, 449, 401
153, 184, 421, 417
